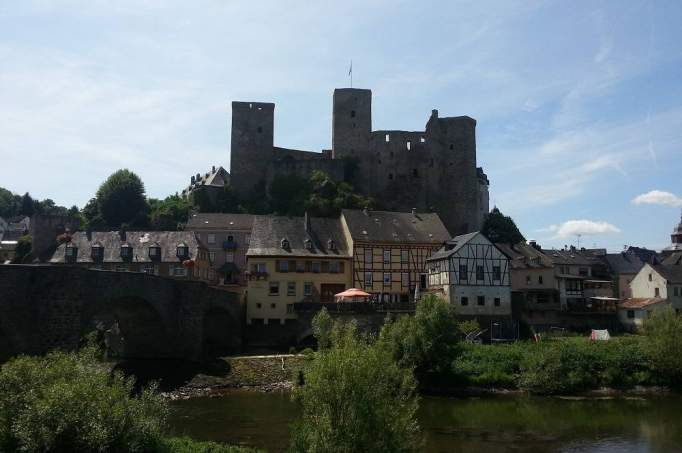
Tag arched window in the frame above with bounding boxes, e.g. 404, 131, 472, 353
304, 239, 313, 250
327, 239, 336, 251
281, 238, 290, 249
176, 243, 189, 259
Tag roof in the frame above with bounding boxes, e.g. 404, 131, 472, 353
427, 231, 480, 261
342, 209, 450, 244
186, 213, 254, 231
495, 242, 553, 269
541, 248, 593, 266
619, 297, 667, 309
182, 166, 230, 195
652, 264, 682, 284
662, 252, 682, 266
605, 252, 645, 274
49, 231, 204, 264
247, 214, 350, 258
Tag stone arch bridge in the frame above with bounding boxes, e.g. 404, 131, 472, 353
0, 265, 243, 361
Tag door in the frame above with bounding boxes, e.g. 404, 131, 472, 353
320, 284, 346, 302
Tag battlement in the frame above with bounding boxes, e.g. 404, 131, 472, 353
231, 101, 275, 112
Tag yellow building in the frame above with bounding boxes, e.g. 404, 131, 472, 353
245, 214, 352, 325
340, 209, 450, 303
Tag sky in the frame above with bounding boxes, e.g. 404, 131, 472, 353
1, 0, 681, 251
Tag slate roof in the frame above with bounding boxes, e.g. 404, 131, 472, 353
186, 213, 254, 231
247, 215, 350, 258
181, 166, 230, 196
662, 252, 682, 266
495, 242, 553, 269
619, 297, 667, 309
341, 209, 450, 244
49, 231, 204, 263
605, 252, 645, 275
653, 264, 682, 284
427, 231, 480, 261
541, 248, 593, 266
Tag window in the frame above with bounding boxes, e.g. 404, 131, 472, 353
207, 234, 216, 244
208, 251, 215, 263
461, 296, 469, 306
304, 239, 313, 250
400, 250, 408, 265
256, 303, 262, 309
476, 265, 484, 281
121, 245, 132, 259
627, 310, 635, 319
365, 272, 373, 287
269, 281, 280, 295
649, 273, 652, 282
364, 248, 372, 265
383, 273, 391, 285
312, 262, 321, 273
494, 297, 501, 307
388, 173, 393, 180
655, 287, 660, 297
526, 275, 532, 285
304, 282, 313, 296
225, 251, 234, 263
143, 264, 155, 275
675, 287, 680, 297
296, 261, 305, 272
459, 265, 468, 281
279, 260, 289, 272
383, 250, 391, 265
227, 235, 234, 242
401, 272, 409, 286
449, 144, 454, 150
245, 234, 251, 245
539, 275, 544, 285
579, 267, 589, 277
406, 141, 411, 151
116, 265, 129, 273
173, 266, 188, 277
91, 245, 104, 261
280, 238, 289, 249
65, 245, 77, 258
286, 304, 294, 314
350, 110, 356, 118
176, 245, 189, 259
271, 303, 276, 309
257, 126, 263, 133
385, 134, 390, 142
493, 266, 501, 281
287, 282, 296, 296
329, 261, 340, 273
327, 239, 336, 251
253, 263, 266, 273
412, 168, 419, 177
477, 296, 485, 306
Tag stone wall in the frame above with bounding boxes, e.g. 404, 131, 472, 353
0, 265, 243, 361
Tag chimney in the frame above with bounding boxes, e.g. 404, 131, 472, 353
196, 173, 200, 181
431, 109, 438, 119
212, 165, 216, 172
191, 175, 195, 184
119, 229, 126, 242
86, 229, 92, 241
304, 211, 311, 233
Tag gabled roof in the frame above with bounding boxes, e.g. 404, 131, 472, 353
341, 209, 450, 244
619, 297, 667, 309
247, 215, 350, 258
662, 252, 682, 266
605, 252, 645, 275
49, 231, 204, 263
186, 213, 254, 230
427, 231, 480, 261
495, 242, 553, 269
541, 248, 593, 266
653, 264, 682, 284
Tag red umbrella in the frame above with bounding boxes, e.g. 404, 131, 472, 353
334, 288, 371, 302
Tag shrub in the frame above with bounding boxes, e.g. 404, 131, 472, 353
452, 343, 525, 387
0, 347, 167, 452
311, 308, 333, 350
290, 321, 421, 452
644, 306, 682, 385
158, 437, 261, 452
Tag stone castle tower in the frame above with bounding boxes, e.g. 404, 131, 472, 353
230, 88, 489, 235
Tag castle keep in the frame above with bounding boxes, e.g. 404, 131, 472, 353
230, 88, 489, 235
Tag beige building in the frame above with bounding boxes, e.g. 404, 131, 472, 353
618, 297, 669, 331
245, 214, 352, 325
340, 209, 450, 303
49, 230, 211, 281
186, 213, 254, 286
629, 263, 682, 311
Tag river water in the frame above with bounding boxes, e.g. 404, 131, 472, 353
168, 391, 682, 452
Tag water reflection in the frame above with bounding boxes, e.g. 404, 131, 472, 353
168, 392, 682, 453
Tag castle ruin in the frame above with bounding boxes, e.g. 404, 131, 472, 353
229, 88, 489, 235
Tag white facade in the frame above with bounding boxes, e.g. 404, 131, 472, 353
617, 301, 670, 330
427, 232, 511, 317
630, 264, 669, 300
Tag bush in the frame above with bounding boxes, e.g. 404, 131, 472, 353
378, 294, 460, 377
158, 437, 261, 452
311, 308, 333, 350
0, 347, 167, 452
290, 321, 421, 452
644, 306, 682, 385
452, 343, 525, 387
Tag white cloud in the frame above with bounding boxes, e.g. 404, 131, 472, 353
632, 190, 682, 207
545, 220, 621, 238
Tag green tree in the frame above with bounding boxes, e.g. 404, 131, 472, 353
19, 193, 34, 217
305, 171, 374, 217
0, 347, 167, 452
311, 307, 333, 350
269, 174, 310, 216
290, 321, 421, 453
378, 294, 461, 376
81, 197, 107, 231
149, 195, 192, 230
481, 207, 525, 244
95, 169, 149, 228
644, 306, 682, 385
12, 235, 32, 264
0, 187, 19, 218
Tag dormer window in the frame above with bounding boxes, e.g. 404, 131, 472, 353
281, 238, 290, 249
304, 239, 313, 251
327, 239, 336, 251
120, 244, 133, 261
91, 243, 103, 262
65, 244, 78, 262
148, 244, 161, 260
176, 243, 189, 259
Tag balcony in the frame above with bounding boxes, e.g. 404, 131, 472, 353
246, 271, 268, 281
222, 240, 238, 251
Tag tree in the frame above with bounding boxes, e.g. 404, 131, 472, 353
290, 321, 421, 452
95, 169, 149, 228
12, 235, 32, 264
148, 195, 192, 230
378, 294, 461, 377
644, 306, 682, 385
311, 308, 333, 350
19, 193, 34, 217
481, 207, 525, 244
81, 198, 106, 231
305, 171, 374, 217
269, 174, 310, 216
0, 187, 18, 218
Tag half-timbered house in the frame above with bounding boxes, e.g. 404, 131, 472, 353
426, 232, 512, 319
340, 209, 450, 304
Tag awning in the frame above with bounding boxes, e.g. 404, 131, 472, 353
218, 262, 240, 273
334, 288, 371, 301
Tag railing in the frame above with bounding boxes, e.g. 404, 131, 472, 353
566, 299, 617, 314
246, 271, 268, 280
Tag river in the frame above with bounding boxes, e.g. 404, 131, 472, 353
168, 391, 682, 452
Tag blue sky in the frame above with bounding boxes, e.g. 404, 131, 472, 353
1, 0, 681, 251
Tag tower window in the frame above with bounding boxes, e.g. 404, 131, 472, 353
420, 136, 426, 143
385, 134, 390, 142
449, 144, 454, 150
351, 110, 356, 118
388, 173, 393, 180
257, 126, 263, 133
412, 168, 419, 177
406, 141, 411, 151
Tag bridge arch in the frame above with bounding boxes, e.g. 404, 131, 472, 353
202, 306, 240, 357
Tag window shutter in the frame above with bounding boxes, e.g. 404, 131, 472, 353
305, 261, 311, 272
340, 262, 345, 273
276, 260, 281, 272
289, 260, 296, 271
321, 261, 329, 273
